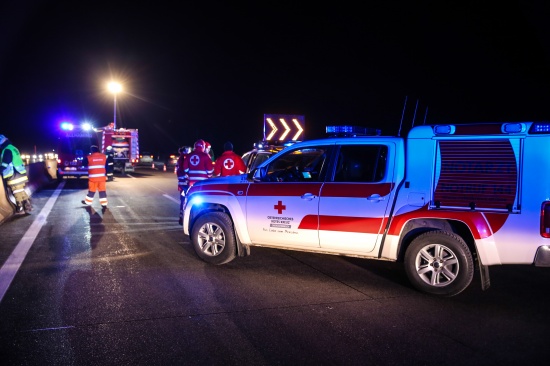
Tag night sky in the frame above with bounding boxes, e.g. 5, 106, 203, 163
1, 1, 549, 157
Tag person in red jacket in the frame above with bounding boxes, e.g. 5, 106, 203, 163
180, 140, 213, 224
81, 145, 108, 208
176, 146, 191, 194
183, 139, 214, 187
214, 141, 246, 177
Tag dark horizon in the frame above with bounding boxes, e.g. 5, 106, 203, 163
1, 1, 549, 156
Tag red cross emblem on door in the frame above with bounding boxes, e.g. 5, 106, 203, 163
274, 200, 286, 214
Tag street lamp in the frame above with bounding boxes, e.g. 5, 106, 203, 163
107, 82, 122, 129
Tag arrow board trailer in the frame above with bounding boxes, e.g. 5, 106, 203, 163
263, 114, 305, 142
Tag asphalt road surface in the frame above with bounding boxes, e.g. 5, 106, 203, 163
1, 168, 549, 365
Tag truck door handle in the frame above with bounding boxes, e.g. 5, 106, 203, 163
301, 193, 317, 201
367, 194, 384, 201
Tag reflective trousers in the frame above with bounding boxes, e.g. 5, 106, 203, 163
84, 180, 108, 206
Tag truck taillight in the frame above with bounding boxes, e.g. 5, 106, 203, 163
541, 201, 550, 238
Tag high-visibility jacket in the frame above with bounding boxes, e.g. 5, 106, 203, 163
176, 153, 189, 191
86, 152, 107, 182
1, 143, 27, 180
183, 150, 213, 186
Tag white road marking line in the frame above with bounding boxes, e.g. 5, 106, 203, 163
163, 194, 179, 204
0, 181, 66, 303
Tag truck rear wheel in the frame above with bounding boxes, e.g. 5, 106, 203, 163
404, 230, 474, 297
190, 211, 237, 265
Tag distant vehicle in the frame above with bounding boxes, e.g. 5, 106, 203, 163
56, 122, 97, 179
98, 123, 139, 175
138, 152, 154, 166
166, 153, 178, 169
56, 122, 140, 178
242, 141, 295, 173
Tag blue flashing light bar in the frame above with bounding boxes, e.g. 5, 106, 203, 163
502, 123, 526, 134
433, 125, 456, 134
326, 125, 381, 136
529, 122, 550, 134
60, 122, 74, 131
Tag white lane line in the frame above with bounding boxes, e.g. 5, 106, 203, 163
163, 194, 179, 204
0, 181, 66, 303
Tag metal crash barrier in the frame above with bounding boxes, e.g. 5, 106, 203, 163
0, 159, 57, 224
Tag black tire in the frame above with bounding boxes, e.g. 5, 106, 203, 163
404, 230, 474, 297
190, 211, 237, 265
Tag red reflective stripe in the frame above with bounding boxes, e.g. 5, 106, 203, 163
387, 205, 509, 239
298, 215, 386, 233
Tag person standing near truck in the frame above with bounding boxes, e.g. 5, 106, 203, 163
176, 146, 191, 225
179, 140, 213, 225
176, 146, 191, 194
0, 134, 32, 214
105, 145, 115, 181
81, 145, 108, 208
214, 141, 246, 177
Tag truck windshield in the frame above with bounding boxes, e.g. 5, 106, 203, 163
58, 134, 97, 157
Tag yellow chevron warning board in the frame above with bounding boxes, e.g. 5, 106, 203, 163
263, 114, 305, 141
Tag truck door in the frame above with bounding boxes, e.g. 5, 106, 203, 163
319, 143, 394, 254
246, 146, 330, 248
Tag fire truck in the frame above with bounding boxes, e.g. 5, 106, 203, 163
56, 122, 97, 179
182, 122, 550, 297
97, 123, 139, 175
56, 122, 139, 179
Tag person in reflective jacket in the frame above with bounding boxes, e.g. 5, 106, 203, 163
105, 145, 115, 181
179, 140, 213, 225
81, 145, 108, 208
0, 134, 32, 214
214, 141, 246, 176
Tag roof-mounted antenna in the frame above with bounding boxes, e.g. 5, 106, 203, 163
423, 106, 428, 125
411, 99, 419, 128
398, 95, 408, 137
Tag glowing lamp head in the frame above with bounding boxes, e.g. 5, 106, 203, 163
108, 82, 122, 94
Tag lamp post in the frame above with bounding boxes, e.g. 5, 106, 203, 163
107, 82, 122, 129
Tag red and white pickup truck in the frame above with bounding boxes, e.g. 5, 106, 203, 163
182, 122, 550, 296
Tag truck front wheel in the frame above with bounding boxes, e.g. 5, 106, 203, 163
190, 212, 237, 265
404, 230, 474, 297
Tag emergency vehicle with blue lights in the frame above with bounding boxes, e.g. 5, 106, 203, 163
56, 122, 139, 179
56, 122, 97, 179
182, 122, 550, 296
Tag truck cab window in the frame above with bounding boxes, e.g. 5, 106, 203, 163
333, 145, 387, 182
263, 146, 328, 182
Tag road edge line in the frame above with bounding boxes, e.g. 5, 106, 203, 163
0, 180, 66, 303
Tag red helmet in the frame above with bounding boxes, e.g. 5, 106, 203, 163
194, 139, 205, 152
205, 141, 211, 151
